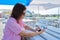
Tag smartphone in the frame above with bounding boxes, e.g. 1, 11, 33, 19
38, 29, 41, 32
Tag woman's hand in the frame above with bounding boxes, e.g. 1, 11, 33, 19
35, 27, 41, 31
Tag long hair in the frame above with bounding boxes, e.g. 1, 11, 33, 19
11, 3, 26, 20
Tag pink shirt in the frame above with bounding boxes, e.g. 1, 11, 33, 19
3, 17, 25, 40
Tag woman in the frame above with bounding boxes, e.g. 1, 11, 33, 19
3, 3, 45, 40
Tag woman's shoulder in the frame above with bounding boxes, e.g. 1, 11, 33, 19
6, 17, 17, 24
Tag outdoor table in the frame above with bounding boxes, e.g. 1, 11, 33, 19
26, 22, 60, 40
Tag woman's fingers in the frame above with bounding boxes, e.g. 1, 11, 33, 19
35, 27, 41, 31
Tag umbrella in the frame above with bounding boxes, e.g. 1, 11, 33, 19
0, 0, 32, 6
30, 3, 60, 10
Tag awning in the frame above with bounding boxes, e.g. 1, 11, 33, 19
0, 0, 32, 6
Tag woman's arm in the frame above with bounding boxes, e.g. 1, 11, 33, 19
19, 29, 45, 37
24, 25, 36, 32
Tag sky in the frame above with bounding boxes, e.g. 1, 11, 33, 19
0, 5, 13, 10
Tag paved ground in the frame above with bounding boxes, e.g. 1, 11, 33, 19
0, 22, 5, 40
